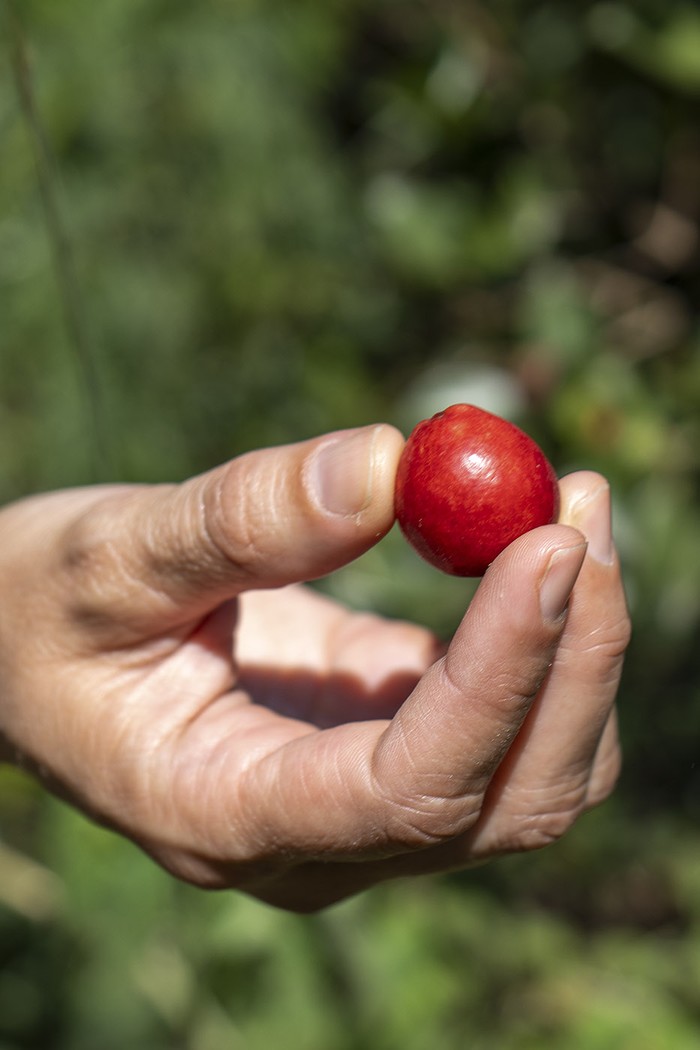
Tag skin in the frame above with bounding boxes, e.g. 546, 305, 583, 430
0, 424, 630, 912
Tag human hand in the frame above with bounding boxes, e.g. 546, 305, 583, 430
0, 425, 630, 911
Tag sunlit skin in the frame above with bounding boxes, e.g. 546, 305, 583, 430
0, 424, 630, 912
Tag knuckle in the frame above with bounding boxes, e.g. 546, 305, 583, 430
493, 782, 589, 854
61, 502, 133, 629
565, 610, 632, 686
585, 613, 631, 660
507, 805, 583, 853
601, 607, 633, 657
370, 734, 485, 849
586, 749, 623, 810
62, 503, 118, 579
369, 707, 502, 851
201, 464, 281, 583
486, 666, 544, 713
443, 653, 544, 724
379, 789, 484, 849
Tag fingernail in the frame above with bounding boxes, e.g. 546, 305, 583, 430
310, 426, 380, 517
540, 543, 587, 622
573, 484, 614, 565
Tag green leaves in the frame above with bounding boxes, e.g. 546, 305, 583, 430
1, 1, 700, 1046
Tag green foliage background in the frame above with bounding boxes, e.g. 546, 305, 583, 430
1, 0, 700, 1046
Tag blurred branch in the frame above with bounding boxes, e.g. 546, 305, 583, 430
5, 0, 112, 480
0, 840, 64, 921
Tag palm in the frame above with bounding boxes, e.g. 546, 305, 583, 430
234, 585, 439, 727
55, 581, 437, 902
119, 584, 446, 909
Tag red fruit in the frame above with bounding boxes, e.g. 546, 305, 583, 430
395, 403, 559, 576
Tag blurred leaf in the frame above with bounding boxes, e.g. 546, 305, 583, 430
2, 1, 700, 1047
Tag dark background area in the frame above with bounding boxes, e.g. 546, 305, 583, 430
1, 1, 700, 1046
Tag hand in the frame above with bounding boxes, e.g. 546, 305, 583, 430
0, 425, 630, 911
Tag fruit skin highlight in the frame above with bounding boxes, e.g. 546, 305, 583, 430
395, 403, 560, 577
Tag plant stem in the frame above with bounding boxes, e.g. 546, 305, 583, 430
5, 0, 113, 481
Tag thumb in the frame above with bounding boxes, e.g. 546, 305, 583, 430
64, 425, 404, 628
